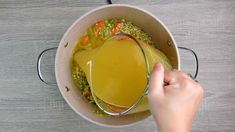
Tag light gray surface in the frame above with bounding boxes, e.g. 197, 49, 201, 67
0, 0, 235, 132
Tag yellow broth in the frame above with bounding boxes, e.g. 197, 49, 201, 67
71, 19, 172, 113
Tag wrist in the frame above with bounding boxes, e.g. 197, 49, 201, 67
155, 118, 191, 132
157, 124, 190, 132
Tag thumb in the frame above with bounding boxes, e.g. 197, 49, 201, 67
148, 63, 164, 97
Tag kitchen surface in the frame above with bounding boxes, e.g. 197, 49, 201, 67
0, 0, 235, 131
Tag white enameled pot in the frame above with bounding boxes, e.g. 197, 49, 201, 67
37, 4, 198, 127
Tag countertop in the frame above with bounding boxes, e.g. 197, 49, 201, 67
0, 0, 235, 131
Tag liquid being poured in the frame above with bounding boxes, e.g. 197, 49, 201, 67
74, 37, 172, 111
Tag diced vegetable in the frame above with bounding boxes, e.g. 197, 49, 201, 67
110, 22, 122, 35
95, 20, 105, 30
72, 65, 94, 103
81, 35, 89, 45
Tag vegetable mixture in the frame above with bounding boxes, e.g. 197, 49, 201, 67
71, 19, 153, 114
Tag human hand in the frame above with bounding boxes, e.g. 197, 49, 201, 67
148, 63, 203, 132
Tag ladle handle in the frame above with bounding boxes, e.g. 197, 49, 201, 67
36, 47, 58, 85
178, 47, 199, 80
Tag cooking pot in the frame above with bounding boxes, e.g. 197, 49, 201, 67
37, 4, 198, 127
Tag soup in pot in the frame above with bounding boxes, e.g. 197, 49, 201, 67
70, 19, 172, 115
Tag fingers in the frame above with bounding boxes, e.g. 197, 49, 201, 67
148, 65, 194, 97
148, 63, 164, 97
164, 70, 190, 84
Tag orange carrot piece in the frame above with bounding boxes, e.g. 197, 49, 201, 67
82, 35, 89, 45
96, 20, 105, 30
110, 22, 122, 35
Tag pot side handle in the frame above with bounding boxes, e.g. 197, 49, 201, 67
37, 47, 58, 86
178, 47, 199, 80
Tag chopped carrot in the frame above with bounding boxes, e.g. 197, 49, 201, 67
110, 28, 118, 35
115, 22, 122, 29
106, 104, 119, 113
116, 36, 130, 41
110, 22, 122, 35
84, 91, 92, 97
81, 35, 89, 45
106, 104, 126, 113
95, 20, 105, 30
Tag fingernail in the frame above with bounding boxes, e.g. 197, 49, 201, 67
155, 63, 162, 71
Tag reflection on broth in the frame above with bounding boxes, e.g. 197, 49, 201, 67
71, 19, 172, 114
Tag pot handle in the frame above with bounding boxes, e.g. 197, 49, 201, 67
178, 47, 199, 80
37, 47, 58, 85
